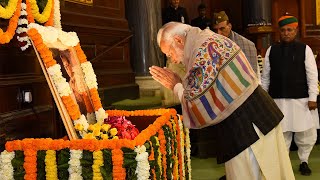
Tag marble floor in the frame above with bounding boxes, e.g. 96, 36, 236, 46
191, 144, 320, 180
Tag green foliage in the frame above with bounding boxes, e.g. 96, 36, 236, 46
37, 150, 46, 180
122, 147, 137, 180
57, 149, 70, 180
101, 149, 113, 180
163, 125, 174, 179
12, 151, 25, 180
81, 150, 93, 180
150, 136, 161, 180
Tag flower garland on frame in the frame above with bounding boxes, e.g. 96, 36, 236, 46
0, 0, 18, 19
29, 0, 52, 23
0, 0, 21, 44
26, 24, 112, 139
16, 0, 32, 51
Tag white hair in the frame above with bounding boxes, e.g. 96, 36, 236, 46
157, 22, 191, 46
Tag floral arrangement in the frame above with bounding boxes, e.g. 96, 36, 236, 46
0, 0, 60, 49
105, 116, 140, 140
26, 24, 110, 139
0, 109, 192, 180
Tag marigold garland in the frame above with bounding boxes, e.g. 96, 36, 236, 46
92, 150, 103, 179
158, 129, 167, 179
44, 0, 54, 26
29, 0, 52, 23
0, 0, 21, 44
0, 0, 18, 19
45, 150, 58, 180
112, 149, 126, 180
2, 109, 191, 180
25, 0, 34, 23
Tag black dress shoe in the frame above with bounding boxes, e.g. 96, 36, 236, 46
299, 162, 311, 176
219, 175, 226, 180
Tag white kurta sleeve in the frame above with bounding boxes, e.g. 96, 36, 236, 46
261, 47, 271, 92
173, 83, 184, 102
305, 45, 319, 102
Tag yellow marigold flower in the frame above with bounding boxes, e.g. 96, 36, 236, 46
84, 133, 95, 139
112, 136, 119, 140
109, 128, 118, 136
101, 124, 111, 132
74, 123, 84, 131
101, 134, 109, 140
93, 130, 101, 137
88, 124, 95, 131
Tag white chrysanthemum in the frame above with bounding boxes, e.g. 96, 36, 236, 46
134, 145, 150, 180
0, 150, 15, 180
20, 9, 27, 16
20, 2, 26, 9
81, 62, 98, 89
74, 115, 89, 131
53, 0, 62, 29
69, 150, 83, 180
58, 31, 79, 47
47, 64, 73, 97
95, 108, 107, 125
18, 18, 28, 25
184, 127, 192, 179
16, 27, 27, 34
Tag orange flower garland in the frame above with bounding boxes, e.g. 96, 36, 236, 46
2, 109, 191, 180
112, 149, 126, 180
25, 0, 35, 23
158, 129, 167, 179
0, 0, 21, 44
74, 44, 104, 112
44, 0, 54, 26
27, 28, 83, 122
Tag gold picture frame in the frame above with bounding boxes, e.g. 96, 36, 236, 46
65, 0, 93, 6
317, 0, 320, 25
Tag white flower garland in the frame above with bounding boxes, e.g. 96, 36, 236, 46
68, 150, 83, 180
178, 115, 185, 178
47, 63, 90, 138
80, 62, 98, 89
47, 64, 72, 97
53, 0, 61, 29
184, 127, 192, 180
95, 107, 107, 125
0, 150, 15, 180
134, 145, 150, 180
28, 23, 79, 50
16, 2, 31, 51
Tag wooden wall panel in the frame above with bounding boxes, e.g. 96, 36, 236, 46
0, 43, 61, 150
272, 0, 320, 53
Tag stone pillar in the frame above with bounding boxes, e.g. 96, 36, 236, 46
125, 0, 164, 76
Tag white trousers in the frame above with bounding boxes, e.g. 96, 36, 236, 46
283, 128, 317, 163
225, 124, 295, 180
